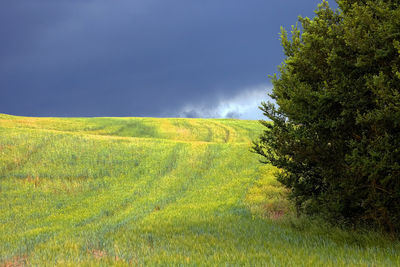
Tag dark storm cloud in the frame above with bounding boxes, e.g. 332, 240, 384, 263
0, 0, 336, 118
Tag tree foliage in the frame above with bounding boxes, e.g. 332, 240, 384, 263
253, 0, 400, 232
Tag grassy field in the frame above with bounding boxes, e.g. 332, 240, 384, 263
0, 113, 399, 266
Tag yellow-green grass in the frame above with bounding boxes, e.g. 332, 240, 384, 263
0, 113, 399, 266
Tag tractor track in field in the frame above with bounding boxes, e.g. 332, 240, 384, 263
0, 135, 63, 179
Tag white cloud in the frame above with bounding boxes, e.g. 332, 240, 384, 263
179, 85, 272, 120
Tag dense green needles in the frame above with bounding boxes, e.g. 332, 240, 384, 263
0, 114, 399, 265
254, 0, 400, 232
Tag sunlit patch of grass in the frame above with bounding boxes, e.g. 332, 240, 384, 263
0, 113, 399, 266
246, 165, 291, 220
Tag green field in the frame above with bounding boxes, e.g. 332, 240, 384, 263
0, 113, 399, 266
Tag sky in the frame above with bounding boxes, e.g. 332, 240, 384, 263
0, 0, 337, 120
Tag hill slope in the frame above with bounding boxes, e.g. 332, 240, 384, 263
0, 114, 399, 266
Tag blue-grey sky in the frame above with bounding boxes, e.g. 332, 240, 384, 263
0, 0, 337, 119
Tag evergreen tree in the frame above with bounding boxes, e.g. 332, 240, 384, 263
253, 0, 400, 232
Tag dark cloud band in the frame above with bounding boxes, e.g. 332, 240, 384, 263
0, 0, 332, 118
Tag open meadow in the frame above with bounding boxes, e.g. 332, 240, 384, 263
0, 113, 399, 266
